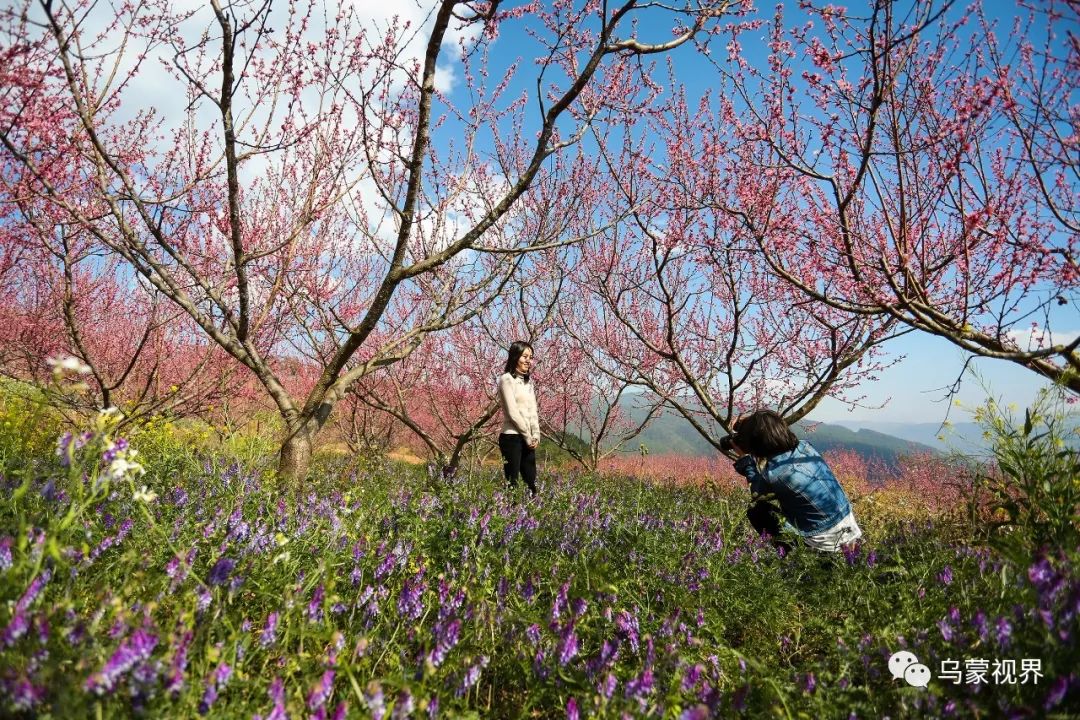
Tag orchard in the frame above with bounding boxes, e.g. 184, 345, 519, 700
0, 0, 1077, 717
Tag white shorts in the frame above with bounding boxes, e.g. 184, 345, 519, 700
802, 511, 862, 552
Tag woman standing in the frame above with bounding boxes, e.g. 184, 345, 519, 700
497, 341, 540, 495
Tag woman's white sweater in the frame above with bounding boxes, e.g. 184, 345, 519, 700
498, 372, 540, 444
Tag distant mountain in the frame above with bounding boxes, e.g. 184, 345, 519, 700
612, 400, 939, 471
792, 423, 941, 468
828, 420, 990, 456
603, 392, 1078, 473
833, 416, 1080, 455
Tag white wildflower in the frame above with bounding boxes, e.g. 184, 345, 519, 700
47, 356, 92, 375
108, 456, 145, 481
133, 485, 158, 503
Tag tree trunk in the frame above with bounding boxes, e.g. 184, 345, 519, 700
278, 428, 313, 483
445, 445, 465, 479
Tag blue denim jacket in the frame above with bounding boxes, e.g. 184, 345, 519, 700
733, 441, 852, 535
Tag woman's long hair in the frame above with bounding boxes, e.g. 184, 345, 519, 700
504, 340, 533, 381
733, 410, 798, 458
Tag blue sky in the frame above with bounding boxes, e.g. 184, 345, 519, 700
453, 2, 1078, 425
810, 331, 1059, 424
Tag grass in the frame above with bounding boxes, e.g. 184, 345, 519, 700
0, 392, 1077, 718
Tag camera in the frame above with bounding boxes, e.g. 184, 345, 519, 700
718, 433, 739, 458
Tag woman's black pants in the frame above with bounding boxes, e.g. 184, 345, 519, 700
747, 498, 784, 537
498, 433, 536, 494
747, 498, 793, 552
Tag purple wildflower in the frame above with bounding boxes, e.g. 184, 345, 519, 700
971, 610, 988, 642
56, 431, 74, 466
599, 673, 617, 699
456, 657, 488, 697
108, 618, 127, 641
1044, 674, 1072, 710
398, 571, 426, 622
10, 679, 45, 711
308, 584, 325, 624
102, 437, 128, 464
521, 576, 536, 603
166, 630, 193, 696
34, 614, 50, 644
363, 681, 386, 720
679, 705, 710, 720
0, 536, 13, 571
208, 557, 236, 586
533, 647, 547, 679
200, 686, 218, 714
557, 626, 579, 666
803, 672, 817, 694
199, 662, 231, 714
261, 612, 279, 648
1, 612, 28, 647
525, 623, 541, 646
552, 580, 571, 621
937, 618, 954, 642
331, 701, 348, 720
995, 617, 1012, 649
571, 598, 587, 618
624, 669, 654, 701
196, 586, 212, 613
682, 664, 703, 691
1028, 557, 1054, 589
732, 684, 749, 712
269, 676, 285, 704
308, 670, 335, 710
938, 565, 953, 585
15, 569, 51, 615
86, 629, 159, 695
566, 696, 579, 720
586, 639, 619, 677
391, 690, 414, 719
428, 618, 461, 668
374, 542, 406, 581
258, 676, 289, 720
615, 610, 640, 653
228, 520, 250, 543
842, 544, 859, 566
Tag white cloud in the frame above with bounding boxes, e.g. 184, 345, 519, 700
1007, 327, 1080, 351
345, 0, 480, 93
52, 1, 477, 148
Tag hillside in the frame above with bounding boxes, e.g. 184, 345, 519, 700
610, 400, 939, 470
830, 420, 990, 455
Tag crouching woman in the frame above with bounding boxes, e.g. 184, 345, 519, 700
728, 410, 862, 552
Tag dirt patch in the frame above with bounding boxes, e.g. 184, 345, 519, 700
387, 447, 425, 464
